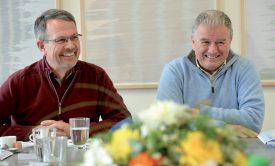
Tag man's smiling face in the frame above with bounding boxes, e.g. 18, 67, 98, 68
191, 24, 232, 74
40, 19, 80, 72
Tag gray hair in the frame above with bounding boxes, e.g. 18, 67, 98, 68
192, 10, 233, 39
34, 9, 76, 40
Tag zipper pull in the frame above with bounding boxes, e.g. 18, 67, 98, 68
57, 102, 62, 120
211, 86, 215, 93
58, 102, 62, 115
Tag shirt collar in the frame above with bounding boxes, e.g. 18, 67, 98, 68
43, 56, 76, 84
196, 59, 226, 76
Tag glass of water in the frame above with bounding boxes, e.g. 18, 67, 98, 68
69, 117, 90, 149
29, 127, 56, 161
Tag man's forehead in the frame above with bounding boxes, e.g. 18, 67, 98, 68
46, 19, 77, 37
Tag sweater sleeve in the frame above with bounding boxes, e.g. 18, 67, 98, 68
157, 62, 184, 104
201, 60, 264, 133
0, 125, 33, 141
90, 69, 132, 135
0, 75, 33, 141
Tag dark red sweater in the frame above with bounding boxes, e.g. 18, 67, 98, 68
0, 57, 131, 141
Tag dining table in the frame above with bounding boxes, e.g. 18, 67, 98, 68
0, 138, 274, 166
244, 138, 275, 165
0, 145, 86, 166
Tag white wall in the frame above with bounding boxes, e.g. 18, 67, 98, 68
262, 87, 275, 130
118, 89, 157, 118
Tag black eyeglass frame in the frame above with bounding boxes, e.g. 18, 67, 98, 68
43, 34, 82, 44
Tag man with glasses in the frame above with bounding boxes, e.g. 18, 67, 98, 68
0, 9, 131, 141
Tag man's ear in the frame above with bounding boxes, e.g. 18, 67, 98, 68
191, 37, 196, 50
36, 40, 46, 54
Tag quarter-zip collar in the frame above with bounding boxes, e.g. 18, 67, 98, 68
42, 56, 79, 119
195, 59, 226, 77
187, 50, 236, 94
187, 49, 235, 76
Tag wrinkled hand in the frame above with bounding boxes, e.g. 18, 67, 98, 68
192, 100, 210, 115
40, 120, 70, 138
191, 108, 200, 115
225, 124, 258, 138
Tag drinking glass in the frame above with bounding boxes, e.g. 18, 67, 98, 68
42, 136, 67, 164
29, 127, 56, 161
69, 117, 90, 149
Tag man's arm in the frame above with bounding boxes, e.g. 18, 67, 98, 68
0, 124, 33, 141
91, 70, 132, 135
201, 60, 264, 133
0, 74, 35, 141
157, 63, 184, 104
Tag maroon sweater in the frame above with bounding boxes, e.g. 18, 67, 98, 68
0, 57, 131, 141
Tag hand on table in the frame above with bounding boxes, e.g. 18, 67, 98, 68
40, 120, 70, 138
191, 108, 200, 115
225, 124, 258, 138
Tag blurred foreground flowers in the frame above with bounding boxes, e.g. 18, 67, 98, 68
82, 101, 263, 166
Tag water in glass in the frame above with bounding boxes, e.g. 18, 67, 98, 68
69, 118, 90, 149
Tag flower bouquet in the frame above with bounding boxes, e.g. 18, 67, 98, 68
82, 101, 266, 166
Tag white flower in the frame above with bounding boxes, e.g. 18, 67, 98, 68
203, 160, 218, 166
140, 125, 149, 137
82, 139, 113, 166
137, 100, 191, 130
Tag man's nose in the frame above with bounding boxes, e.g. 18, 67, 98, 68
208, 43, 218, 54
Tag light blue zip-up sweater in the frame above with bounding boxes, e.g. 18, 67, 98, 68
157, 50, 264, 133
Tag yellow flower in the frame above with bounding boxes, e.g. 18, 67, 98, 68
83, 101, 253, 165
234, 151, 247, 166
105, 126, 140, 163
178, 131, 223, 165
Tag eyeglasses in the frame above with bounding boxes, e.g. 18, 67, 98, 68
44, 34, 82, 44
